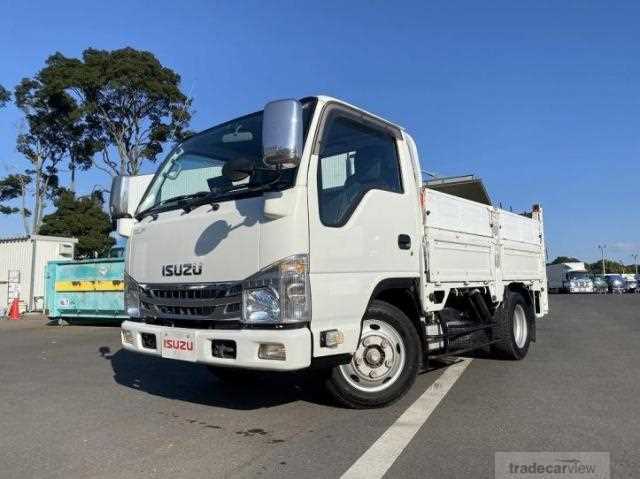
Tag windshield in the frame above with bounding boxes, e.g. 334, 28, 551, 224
567, 272, 589, 280
137, 99, 315, 214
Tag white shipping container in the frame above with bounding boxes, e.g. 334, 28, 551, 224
0, 235, 78, 313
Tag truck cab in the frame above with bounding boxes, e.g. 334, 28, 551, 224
113, 96, 548, 408
546, 262, 593, 293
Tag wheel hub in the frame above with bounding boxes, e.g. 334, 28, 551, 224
339, 319, 406, 393
364, 345, 384, 367
513, 304, 528, 349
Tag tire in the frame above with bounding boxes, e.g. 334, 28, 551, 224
325, 300, 421, 409
492, 291, 532, 360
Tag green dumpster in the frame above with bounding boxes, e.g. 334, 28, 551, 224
45, 257, 126, 323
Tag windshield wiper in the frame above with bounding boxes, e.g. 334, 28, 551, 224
207, 173, 284, 201
135, 191, 211, 220
135, 175, 283, 221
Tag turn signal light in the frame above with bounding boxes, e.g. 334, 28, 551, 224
320, 329, 344, 348
258, 343, 286, 361
121, 329, 134, 345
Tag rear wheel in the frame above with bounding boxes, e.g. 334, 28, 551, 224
492, 291, 532, 360
325, 300, 421, 409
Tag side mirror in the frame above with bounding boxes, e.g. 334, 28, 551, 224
110, 176, 130, 220
110, 175, 154, 237
262, 99, 303, 169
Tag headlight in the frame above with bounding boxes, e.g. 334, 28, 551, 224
124, 272, 142, 318
242, 254, 310, 324
245, 288, 280, 322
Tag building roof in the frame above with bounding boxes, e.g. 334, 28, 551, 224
0, 235, 79, 244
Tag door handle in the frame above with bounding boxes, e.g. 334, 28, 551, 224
398, 234, 411, 250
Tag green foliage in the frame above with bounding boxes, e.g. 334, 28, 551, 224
587, 260, 634, 275
0, 84, 10, 107
549, 256, 581, 265
39, 190, 115, 258
0, 174, 32, 217
1, 72, 103, 233
39, 47, 192, 175
2, 77, 76, 233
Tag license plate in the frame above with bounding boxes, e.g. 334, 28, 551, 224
161, 330, 197, 362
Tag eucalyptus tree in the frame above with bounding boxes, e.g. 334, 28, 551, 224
40, 47, 193, 177
0, 84, 10, 107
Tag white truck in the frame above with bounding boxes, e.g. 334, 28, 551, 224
546, 262, 594, 293
111, 96, 549, 408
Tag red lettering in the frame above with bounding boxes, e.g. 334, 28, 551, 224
163, 338, 193, 351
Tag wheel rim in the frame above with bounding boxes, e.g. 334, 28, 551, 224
339, 319, 406, 393
513, 304, 528, 349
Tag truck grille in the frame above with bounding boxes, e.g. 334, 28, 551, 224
139, 282, 242, 321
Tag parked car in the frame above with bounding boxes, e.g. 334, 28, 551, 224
590, 275, 609, 294
621, 274, 638, 293
604, 274, 626, 294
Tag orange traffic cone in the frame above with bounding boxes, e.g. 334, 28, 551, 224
8, 297, 20, 320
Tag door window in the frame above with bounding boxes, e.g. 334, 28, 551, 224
317, 115, 402, 226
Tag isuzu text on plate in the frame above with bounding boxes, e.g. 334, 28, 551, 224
161, 330, 197, 362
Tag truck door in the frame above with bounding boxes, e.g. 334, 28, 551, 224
307, 104, 421, 357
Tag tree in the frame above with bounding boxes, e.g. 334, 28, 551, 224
548, 256, 581, 265
40, 47, 192, 177
587, 260, 629, 275
0, 75, 99, 234
0, 84, 10, 107
7, 78, 71, 234
39, 190, 115, 258
0, 174, 32, 232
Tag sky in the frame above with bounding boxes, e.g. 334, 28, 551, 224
0, 0, 638, 262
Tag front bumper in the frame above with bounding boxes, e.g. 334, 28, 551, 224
568, 287, 594, 293
120, 320, 312, 371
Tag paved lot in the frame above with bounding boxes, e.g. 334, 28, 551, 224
0, 295, 638, 478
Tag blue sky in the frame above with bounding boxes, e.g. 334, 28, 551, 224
0, 0, 638, 262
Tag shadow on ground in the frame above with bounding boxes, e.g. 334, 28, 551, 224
100, 346, 340, 410
99, 346, 451, 411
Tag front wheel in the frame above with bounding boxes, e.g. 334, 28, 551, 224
325, 300, 421, 409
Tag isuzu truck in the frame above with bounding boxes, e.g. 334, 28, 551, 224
111, 96, 549, 408
546, 262, 594, 293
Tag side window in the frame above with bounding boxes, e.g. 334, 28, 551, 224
318, 114, 402, 227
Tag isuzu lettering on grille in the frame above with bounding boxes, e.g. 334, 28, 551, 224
161, 263, 203, 277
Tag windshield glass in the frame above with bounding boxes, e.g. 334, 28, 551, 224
137, 99, 315, 213
567, 272, 589, 280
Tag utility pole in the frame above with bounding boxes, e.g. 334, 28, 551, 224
632, 254, 639, 275
598, 245, 607, 275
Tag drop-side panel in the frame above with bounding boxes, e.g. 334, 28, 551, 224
424, 190, 494, 283
499, 210, 544, 281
